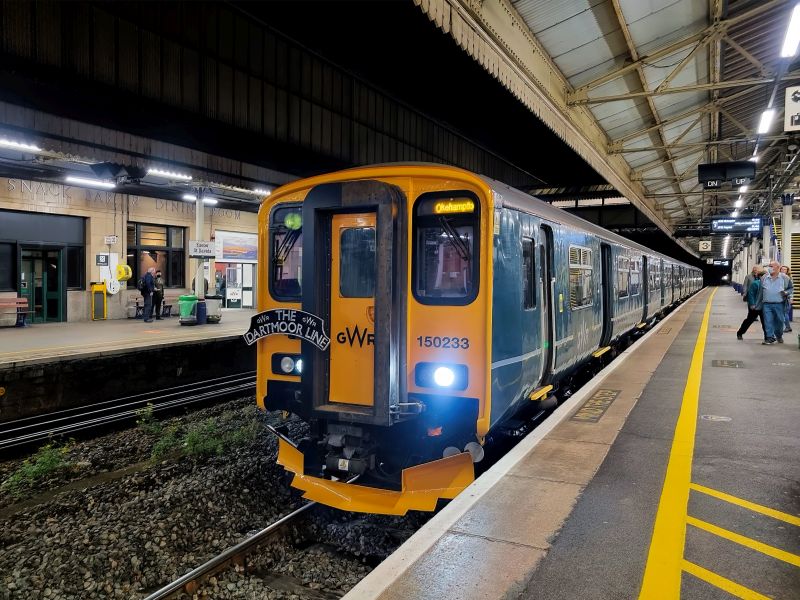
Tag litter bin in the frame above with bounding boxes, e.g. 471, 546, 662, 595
196, 299, 207, 325
178, 294, 198, 325
204, 295, 223, 324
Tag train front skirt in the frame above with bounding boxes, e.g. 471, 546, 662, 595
277, 438, 475, 515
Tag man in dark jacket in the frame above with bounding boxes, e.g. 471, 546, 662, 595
154, 270, 165, 320
737, 267, 765, 340
143, 267, 156, 323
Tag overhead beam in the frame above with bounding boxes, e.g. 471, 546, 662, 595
611, 133, 787, 153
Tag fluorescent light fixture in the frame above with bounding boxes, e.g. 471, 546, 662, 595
65, 175, 116, 189
757, 109, 775, 134
182, 194, 197, 201
781, 4, 800, 57
203, 198, 218, 205
253, 188, 272, 196
739, 185, 748, 193
0, 138, 43, 152
735, 199, 743, 208
749, 155, 758, 162
732, 211, 739, 218
147, 167, 192, 181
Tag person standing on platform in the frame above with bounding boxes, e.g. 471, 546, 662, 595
154, 269, 165, 321
741, 265, 760, 301
142, 267, 156, 323
737, 267, 766, 341
779, 265, 793, 333
760, 261, 791, 345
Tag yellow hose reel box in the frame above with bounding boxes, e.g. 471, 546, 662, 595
91, 282, 107, 320
116, 264, 132, 281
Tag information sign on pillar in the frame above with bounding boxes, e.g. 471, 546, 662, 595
784, 86, 800, 132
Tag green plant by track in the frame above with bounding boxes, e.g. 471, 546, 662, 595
136, 403, 162, 435
1, 443, 73, 497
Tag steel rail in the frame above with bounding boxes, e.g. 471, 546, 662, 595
142, 501, 317, 600
0, 374, 256, 451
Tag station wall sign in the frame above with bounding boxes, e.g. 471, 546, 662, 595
104, 235, 118, 245
785, 86, 800, 132
189, 240, 215, 258
710, 217, 761, 233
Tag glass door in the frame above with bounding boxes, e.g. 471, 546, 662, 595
242, 264, 254, 308
20, 248, 64, 323
225, 264, 242, 308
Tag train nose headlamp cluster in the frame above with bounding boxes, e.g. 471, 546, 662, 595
415, 363, 468, 391
272, 354, 303, 375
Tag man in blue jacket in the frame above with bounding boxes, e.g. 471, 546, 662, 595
760, 261, 792, 344
142, 267, 156, 323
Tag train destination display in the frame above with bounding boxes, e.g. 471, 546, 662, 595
710, 217, 762, 233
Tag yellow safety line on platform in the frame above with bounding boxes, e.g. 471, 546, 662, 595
687, 516, 800, 567
682, 560, 771, 600
638, 288, 717, 599
690, 482, 800, 527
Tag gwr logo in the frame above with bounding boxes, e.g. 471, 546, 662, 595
336, 325, 375, 347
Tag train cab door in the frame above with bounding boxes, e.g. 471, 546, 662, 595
539, 224, 555, 381
599, 243, 613, 347
328, 213, 376, 406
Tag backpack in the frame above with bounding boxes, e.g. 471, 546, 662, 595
137, 277, 147, 294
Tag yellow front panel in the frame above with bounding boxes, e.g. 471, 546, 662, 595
329, 213, 376, 406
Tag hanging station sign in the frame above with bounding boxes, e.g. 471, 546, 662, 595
710, 217, 762, 234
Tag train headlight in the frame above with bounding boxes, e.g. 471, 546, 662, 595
414, 363, 468, 391
433, 367, 455, 387
273, 354, 303, 376
280, 356, 295, 373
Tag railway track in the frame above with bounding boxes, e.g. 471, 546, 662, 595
142, 501, 317, 600
0, 372, 256, 451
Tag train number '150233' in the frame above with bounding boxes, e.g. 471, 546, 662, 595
416, 336, 470, 349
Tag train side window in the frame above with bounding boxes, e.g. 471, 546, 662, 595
522, 238, 536, 309
340, 227, 376, 297
617, 256, 630, 298
568, 245, 593, 309
630, 259, 641, 296
270, 205, 303, 300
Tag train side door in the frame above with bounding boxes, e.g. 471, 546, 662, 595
539, 224, 555, 381
642, 256, 649, 322
599, 242, 614, 347
660, 259, 665, 305
328, 213, 376, 406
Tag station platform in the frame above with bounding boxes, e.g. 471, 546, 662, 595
0, 309, 255, 368
347, 287, 800, 600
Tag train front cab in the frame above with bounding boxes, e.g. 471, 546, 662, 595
256, 166, 494, 515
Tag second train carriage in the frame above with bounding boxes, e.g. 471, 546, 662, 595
254, 164, 701, 515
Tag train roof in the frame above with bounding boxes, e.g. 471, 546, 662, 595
481, 175, 696, 270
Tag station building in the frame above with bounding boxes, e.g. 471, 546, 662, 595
0, 177, 257, 324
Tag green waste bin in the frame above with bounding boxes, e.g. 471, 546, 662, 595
178, 294, 198, 325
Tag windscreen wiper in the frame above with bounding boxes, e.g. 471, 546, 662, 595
275, 228, 301, 264
438, 216, 471, 262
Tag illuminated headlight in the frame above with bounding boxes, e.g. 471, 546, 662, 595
280, 356, 295, 373
415, 363, 468, 391
272, 354, 303, 376
433, 367, 455, 387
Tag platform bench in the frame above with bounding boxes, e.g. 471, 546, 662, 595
132, 295, 179, 319
0, 297, 33, 327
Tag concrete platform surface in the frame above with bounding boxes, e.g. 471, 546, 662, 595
0, 309, 255, 367
346, 288, 800, 600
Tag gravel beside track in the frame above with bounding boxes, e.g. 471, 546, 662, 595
0, 399, 427, 599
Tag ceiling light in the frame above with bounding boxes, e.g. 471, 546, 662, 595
0, 138, 43, 152
253, 188, 272, 196
147, 168, 192, 181
203, 198, 218, 205
732, 211, 739, 218
781, 4, 800, 57
739, 185, 748, 193
735, 199, 743, 208
182, 194, 197, 201
65, 176, 116, 189
749, 155, 758, 162
757, 109, 775, 134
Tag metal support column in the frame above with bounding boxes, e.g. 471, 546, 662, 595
782, 194, 794, 267
195, 188, 206, 300
763, 223, 772, 262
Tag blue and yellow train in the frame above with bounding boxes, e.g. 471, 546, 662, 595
253, 164, 702, 515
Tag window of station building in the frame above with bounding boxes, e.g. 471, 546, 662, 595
126, 223, 186, 288
66, 246, 84, 289
568, 245, 593, 309
0, 242, 15, 291
269, 205, 303, 300
522, 238, 536, 310
617, 256, 630, 298
340, 227, 376, 298
630, 259, 641, 296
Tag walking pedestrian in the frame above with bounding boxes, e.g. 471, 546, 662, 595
741, 265, 760, 301
779, 265, 793, 333
737, 267, 766, 340
760, 261, 792, 344
142, 267, 156, 323
154, 269, 165, 320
